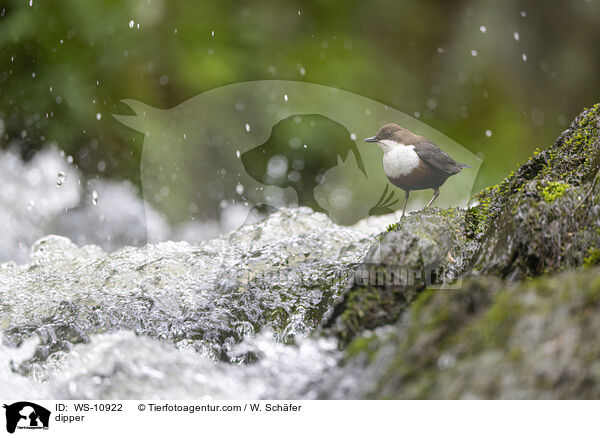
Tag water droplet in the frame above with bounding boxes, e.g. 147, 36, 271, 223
92, 190, 98, 205
56, 172, 66, 186
245, 123, 251, 132
236, 184, 244, 195
520, 11, 527, 17
236, 150, 241, 158
437, 46, 445, 54
513, 32, 520, 41
558, 114, 567, 126
531, 107, 544, 126
284, 94, 288, 102
522, 53, 527, 62
67, 155, 73, 164
471, 49, 478, 56
96, 113, 102, 120
350, 133, 357, 141
211, 30, 214, 37
485, 129, 493, 137
480, 25, 487, 33
129, 20, 134, 28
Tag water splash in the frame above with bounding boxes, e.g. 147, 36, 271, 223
56, 172, 66, 187
1, 208, 373, 382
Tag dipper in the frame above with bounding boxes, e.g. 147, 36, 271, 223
364, 123, 471, 217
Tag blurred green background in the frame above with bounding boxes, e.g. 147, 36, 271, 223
1, 0, 599, 194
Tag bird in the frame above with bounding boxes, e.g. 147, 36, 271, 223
364, 123, 471, 218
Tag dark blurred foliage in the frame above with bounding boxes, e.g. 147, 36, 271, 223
0, 0, 599, 191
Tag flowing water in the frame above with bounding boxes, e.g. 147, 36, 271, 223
0, 148, 389, 399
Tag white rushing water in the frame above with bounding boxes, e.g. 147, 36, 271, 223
0, 146, 397, 399
0, 213, 372, 399
0, 330, 344, 400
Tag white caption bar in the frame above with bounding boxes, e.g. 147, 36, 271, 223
0, 400, 597, 436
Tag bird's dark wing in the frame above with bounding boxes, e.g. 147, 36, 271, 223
414, 141, 462, 174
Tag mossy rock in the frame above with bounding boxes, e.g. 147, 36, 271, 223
340, 265, 600, 399
467, 179, 600, 279
465, 103, 600, 279
324, 208, 466, 344
322, 104, 600, 398
327, 104, 600, 343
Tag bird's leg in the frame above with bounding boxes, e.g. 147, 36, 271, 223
426, 188, 440, 208
401, 190, 410, 218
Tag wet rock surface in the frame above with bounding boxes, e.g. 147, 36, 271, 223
324, 208, 466, 344
335, 267, 600, 399
465, 103, 600, 279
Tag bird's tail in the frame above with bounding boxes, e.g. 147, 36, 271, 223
458, 163, 472, 169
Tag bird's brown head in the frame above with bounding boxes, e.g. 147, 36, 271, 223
364, 123, 418, 149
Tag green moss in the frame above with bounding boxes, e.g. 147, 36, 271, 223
462, 104, 600, 278
465, 191, 493, 238
362, 266, 600, 399
436, 207, 462, 220
410, 288, 437, 317
345, 334, 379, 362
385, 222, 400, 233
539, 181, 569, 203
586, 276, 600, 303
506, 347, 523, 361
584, 248, 600, 267
337, 284, 388, 339
543, 103, 600, 182
451, 290, 523, 350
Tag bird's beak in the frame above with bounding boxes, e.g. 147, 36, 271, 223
363, 136, 378, 143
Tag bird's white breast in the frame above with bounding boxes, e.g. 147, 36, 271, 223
381, 141, 421, 178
